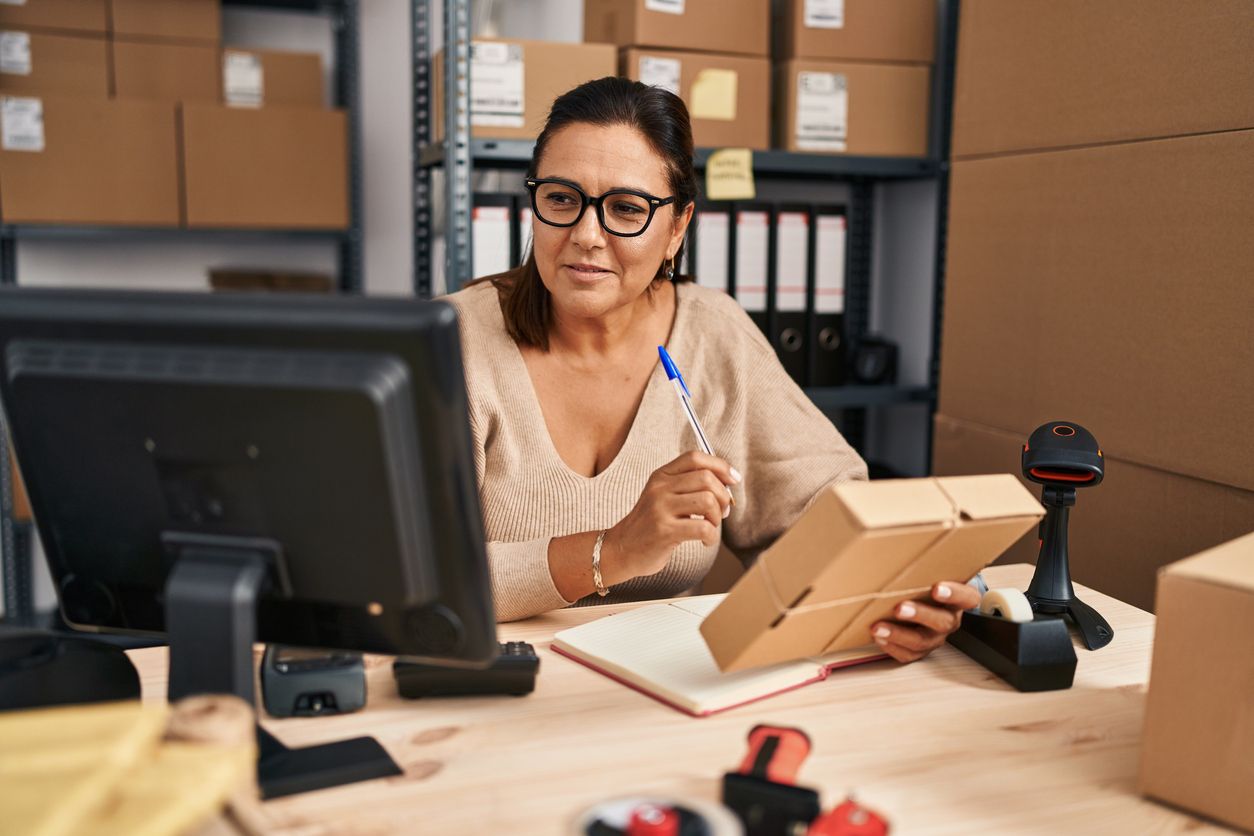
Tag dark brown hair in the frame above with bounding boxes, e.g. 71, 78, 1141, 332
474, 76, 698, 350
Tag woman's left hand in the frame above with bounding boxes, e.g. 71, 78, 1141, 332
871, 581, 982, 664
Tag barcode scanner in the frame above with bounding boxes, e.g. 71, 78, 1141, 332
1022, 421, 1114, 650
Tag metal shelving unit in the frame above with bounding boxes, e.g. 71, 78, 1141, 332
410, 0, 960, 453
0, 0, 364, 625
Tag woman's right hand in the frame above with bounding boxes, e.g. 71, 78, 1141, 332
604, 451, 740, 579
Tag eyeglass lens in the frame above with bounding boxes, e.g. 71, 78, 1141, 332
534, 182, 654, 235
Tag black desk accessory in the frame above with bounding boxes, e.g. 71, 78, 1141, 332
261, 645, 366, 718
0, 629, 140, 711
393, 641, 539, 698
947, 609, 1077, 692
848, 335, 898, 385
722, 725, 821, 836
1022, 421, 1115, 650
0, 287, 500, 799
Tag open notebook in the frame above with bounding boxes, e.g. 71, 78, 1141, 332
550, 595, 886, 717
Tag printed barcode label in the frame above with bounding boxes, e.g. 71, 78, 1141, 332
645, 0, 685, 14
639, 56, 681, 96
795, 71, 847, 152
2, 96, 44, 152
0, 31, 31, 76
805, 0, 845, 29
223, 51, 264, 108
471, 41, 524, 128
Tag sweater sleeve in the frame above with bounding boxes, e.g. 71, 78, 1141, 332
466, 404, 574, 622
718, 316, 868, 568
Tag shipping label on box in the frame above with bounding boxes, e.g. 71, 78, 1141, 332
470, 41, 524, 129
806, 0, 844, 29
639, 55, 680, 95
795, 70, 846, 151
223, 50, 262, 108
1, 95, 42, 151
700, 475, 1044, 672
0, 31, 31, 75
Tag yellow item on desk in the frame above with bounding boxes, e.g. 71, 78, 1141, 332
0, 697, 256, 836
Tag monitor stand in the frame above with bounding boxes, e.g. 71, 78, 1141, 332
164, 545, 402, 800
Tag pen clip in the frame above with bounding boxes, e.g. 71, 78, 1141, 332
657, 345, 691, 397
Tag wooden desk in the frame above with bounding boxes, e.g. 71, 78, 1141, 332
128, 564, 1226, 835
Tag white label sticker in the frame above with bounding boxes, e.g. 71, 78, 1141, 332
735, 211, 769, 313
223, 50, 264, 108
2, 96, 44, 152
645, 0, 685, 14
638, 56, 681, 96
815, 214, 846, 314
471, 41, 525, 129
0, 31, 31, 76
795, 71, 847, 152
805, 0, 845, 29
0, 1, 29, 6
775, 212, 808, 312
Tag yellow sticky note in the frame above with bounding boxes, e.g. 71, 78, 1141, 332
705, 148, 756, 201
690, 68, 738, 120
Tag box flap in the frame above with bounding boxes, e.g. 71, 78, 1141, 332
833, 478, 958, 529
1163, 530, 1254, 595
934, 474, 1045, 520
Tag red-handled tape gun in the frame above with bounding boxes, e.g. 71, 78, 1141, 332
722, 725, 822, 836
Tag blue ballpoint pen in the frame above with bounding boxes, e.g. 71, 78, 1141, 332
658, 345, 735, 506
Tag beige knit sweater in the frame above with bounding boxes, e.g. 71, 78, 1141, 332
447, 280, 868, 622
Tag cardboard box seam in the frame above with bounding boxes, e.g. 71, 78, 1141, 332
951, 124, 1254, 164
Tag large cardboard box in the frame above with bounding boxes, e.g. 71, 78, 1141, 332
585, 0, 768, 58
940, 129, 1254, 494
1138, 532, 1254, 832
931, 414, 1254, 612
434, 40, 616, 142
0, 0, 106, 35
109, 0, 220, 44
220, 49, 323, 109
623, 48, 769, 150
953, 0, 1254, 158
0, 30, 107, 98
776, 0, 935, 63
111, 40, 218, 102
0, 96, 179, 225
700, 475, 1044, 672
181, 104, 347, 229
776, 59, 928, 156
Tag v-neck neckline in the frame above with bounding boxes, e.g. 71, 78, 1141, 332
503, 282, 687, 483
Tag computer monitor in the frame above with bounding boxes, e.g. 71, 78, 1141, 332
0, 286, 497, 797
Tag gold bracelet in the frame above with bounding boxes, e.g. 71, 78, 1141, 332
592, 530, 610, 597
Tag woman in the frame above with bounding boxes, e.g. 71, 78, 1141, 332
448, 77, 977, 663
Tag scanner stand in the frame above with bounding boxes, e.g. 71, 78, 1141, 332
1025, 486, 1114, 650
165, 542, 401, 800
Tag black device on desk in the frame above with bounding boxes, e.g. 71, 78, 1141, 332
394, 640, 539, 698
0, 287, 498, 799
261, 645, 366, 717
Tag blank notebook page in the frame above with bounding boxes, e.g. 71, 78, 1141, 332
552, 594, 868, 715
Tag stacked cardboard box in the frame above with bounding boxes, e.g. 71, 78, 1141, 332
933, 0, 1254, 612
433, 39, 617, 142
586, 0, 771, 150
773, 0, 933, 156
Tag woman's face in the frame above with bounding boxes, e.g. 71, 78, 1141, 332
531, 122, 691, 322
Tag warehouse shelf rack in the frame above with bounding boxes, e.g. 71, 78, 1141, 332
0, 0, 364, 625
410, 0, 959, 456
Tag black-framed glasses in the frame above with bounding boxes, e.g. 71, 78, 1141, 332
525, 177, 676, 237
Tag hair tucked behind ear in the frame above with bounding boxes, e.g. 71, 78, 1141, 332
470, 77, 698, 351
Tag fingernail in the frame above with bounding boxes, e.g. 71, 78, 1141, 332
935, 584, 952, 600
898, 602, 916, 619
722, 504, 730, 519
730, 467, 743, 484
874, 626, 891, 639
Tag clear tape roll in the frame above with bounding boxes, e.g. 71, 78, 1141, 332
978, 588, 1034, 623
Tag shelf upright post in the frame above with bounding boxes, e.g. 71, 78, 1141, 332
841, 180, 875, 451
335, 0, 364, 292
412, 0, 434, 298
442, 0, 473, 294
0, 229, 30, 623
925, 0, 960, 470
